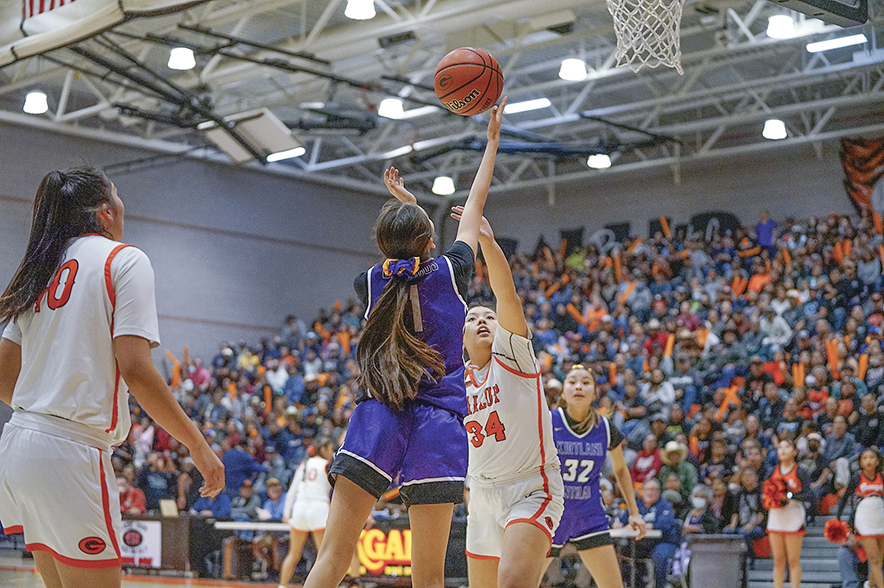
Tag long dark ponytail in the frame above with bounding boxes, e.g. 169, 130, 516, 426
357, 200, 445, 410
0, 168, 113, 321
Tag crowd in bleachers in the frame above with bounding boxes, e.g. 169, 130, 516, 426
112, 208, 884, 565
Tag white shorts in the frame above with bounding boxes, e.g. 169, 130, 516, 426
289, 498, 329, 532
465, 468, 564, 560
855, 496, 884, 538
767, 500, 806, 535
0, 423, 122, 567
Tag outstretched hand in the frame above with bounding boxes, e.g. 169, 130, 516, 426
383, 167, 417, 203
486, 96, 507, 143
451, 205, 493, 241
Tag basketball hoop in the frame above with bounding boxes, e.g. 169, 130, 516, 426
606, 0, 685, 74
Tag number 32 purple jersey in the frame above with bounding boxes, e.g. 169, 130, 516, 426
550, 409, 623, 521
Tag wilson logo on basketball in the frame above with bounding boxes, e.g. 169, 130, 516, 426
123, 530, 143, 548
445, 89, 480, 112
545, 517, 554, 530
78, 537, 107, 555
438, 74, 453, 90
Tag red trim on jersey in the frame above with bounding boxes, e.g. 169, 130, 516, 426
99, 451, 122, 559
465, 364, 491, 389
857, 534, 884, 540
506, 517, 554, 543
492, 356, 541, 378
105, 363, 122, 434
767, 529, 806, 536
526, 378, 553, 527
103, 244, 133, 434
465, 549, 500, 560
104, 244, 132, 308
25, 543, 121, 568
3, 525, 23, 534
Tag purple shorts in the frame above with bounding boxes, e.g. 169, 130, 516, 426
550, 514, 613, 556
329, 399, 468, 506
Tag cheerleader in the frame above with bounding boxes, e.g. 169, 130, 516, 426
764, 438, 812, 588
834, 448, 884, 588
279, 439, 335, 588
547, 364, 647, 588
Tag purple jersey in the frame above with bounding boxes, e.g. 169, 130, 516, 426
365, 254, 469, 416
551, 409, 621, 522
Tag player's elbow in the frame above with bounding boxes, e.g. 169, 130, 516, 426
114, 335, 158, 386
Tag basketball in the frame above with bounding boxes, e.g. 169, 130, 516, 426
434, 47, 503, 116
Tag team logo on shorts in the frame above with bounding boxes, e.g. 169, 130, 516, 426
545, 516, 554, 530
78, 537, 107, 555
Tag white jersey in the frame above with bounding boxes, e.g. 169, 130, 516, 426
464, 325, 559, 484
284, 456, 332, 514
2, 235, 160, 450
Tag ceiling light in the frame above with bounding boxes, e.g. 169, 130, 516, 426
806, 33, 867, 53
168, 47, 195, 70
378, 98, 405, 119
267, 147, 306, 162
345, 0, 375, 20
503, 98, 551, 114
559, 58, 588, 81
766, 15, 795, 39
432, 176, 456, 195
400, 105, 441, 119
23, 91, 48, 114
762, 119, 787, 140
22, 90, 49, 114
587, 153, 612, 169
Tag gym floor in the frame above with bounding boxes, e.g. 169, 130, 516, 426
0, 551, 286, 588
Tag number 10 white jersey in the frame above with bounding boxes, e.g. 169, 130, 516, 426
464, 325, 558, 485
2, 235, 160, 450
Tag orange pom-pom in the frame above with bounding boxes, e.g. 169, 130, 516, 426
762, 477, 788, 510
824, 518, 850, 544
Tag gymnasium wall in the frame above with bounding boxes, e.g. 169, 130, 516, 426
440, 142, 854, 251
0, 122, 383, 365
0, 123, 855, 363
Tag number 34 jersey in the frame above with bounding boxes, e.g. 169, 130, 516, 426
550, 409, 623, 520
464, 325, 559, 483
2, 235, 160, 450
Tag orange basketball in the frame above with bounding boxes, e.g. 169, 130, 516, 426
434, 47, 503, 116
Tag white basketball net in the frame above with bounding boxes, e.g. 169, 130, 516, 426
606, 0, 685, 75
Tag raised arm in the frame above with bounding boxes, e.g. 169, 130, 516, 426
454, 97, 506, 256
115, 335, 225, 498
383, 167, 418, 203
451, 206, 527, 338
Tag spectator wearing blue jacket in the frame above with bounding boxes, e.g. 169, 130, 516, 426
261, 478, 288, 521
622, 478, 679, 588
223, 439, 267, 498
191, 492, 232, 519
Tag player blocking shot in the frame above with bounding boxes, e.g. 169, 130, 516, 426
302, 98, 506, 588
0, 168, 224, 588
458, 207, 564, 588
